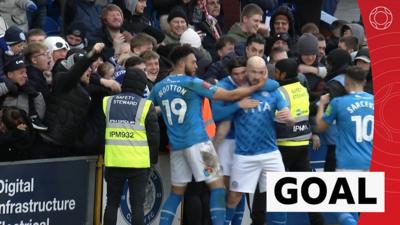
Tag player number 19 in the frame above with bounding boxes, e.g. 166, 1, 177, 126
162, 98, 187, 125
351, 115, 374, 142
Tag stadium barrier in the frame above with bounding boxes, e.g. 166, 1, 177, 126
0, 144, 336, 225
0, 156, 97, 225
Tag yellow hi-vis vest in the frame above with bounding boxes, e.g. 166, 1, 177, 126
275, 81, 311, 146
103, 93, 152, 168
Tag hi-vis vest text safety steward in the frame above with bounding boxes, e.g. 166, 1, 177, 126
275, 82, 311, 146
103, 93, 152, 168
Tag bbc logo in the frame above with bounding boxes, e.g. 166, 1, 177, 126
266, 172, 384, 212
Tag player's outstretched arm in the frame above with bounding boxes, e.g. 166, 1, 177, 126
276, 107, 295, 126
316, 94, 330, 132
212, 77, 266, 101
212, 98, 259, 122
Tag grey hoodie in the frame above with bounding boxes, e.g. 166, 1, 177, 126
124, 0, 138, 15
341, 23, 366, 47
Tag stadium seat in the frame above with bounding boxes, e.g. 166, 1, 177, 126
44, 16, 60, 36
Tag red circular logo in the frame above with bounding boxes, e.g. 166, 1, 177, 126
369, 6, 393, 30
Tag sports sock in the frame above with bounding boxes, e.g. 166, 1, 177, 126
159, 192, 182, 225
231, 195, 245, 225
210, 188, 226, 225
337, 212, 358, 225
265, 212, 287, 225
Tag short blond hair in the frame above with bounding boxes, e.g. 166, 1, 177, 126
141, 50, 160, 61
24, 42, 48, 63
130, 33, 156, 51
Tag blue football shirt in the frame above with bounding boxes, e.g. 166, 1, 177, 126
149, 75, 217, 151
234, 89, 287, 155
323, 92, 374, 170
212, 77, 280, 139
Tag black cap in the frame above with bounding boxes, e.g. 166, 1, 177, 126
66, 48, 87, 58
275, 58, 298, 79
4, 55, 27, 73
354, 47, 370, 63
66, 23, 87, 40
167, 6, 189, 25
272, 32, 290, 44
327, 48, 352, 71
4, 26, 26, 46
122, 68, 148, 95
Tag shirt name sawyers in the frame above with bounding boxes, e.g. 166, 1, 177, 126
346, 100, 374, 114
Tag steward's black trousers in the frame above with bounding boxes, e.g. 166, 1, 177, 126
104, 167, 150, 225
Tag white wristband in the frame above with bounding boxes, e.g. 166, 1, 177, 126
317, 66, 327, 78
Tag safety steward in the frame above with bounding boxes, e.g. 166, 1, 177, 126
102, 67, 160, 225
274, 58, 325, 225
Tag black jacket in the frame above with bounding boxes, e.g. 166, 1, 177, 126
90, 25, 126, 61
113, 0, 151, 34
268, 5, 299, 54
325, 74, 346, 99
73, 76, 115, 155
0, 109, 37, 161
44, 54, 96, 147
292, 0, 323, 34
364, 70, 373, 95
152, 0, 179, 16
145, 103, 160, 164
200, 52, 239, 81
0, 129, 36, 161
27, 65, 51, 103
195, 17, 225, 60
124, 14, 150, 34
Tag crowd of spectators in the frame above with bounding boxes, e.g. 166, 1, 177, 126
0, 1, 372, 225
0, 0, 370, 166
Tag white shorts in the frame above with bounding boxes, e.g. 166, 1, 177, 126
170, 141, 222, 186
217, 139, 236, 176
230, 150, 285, 193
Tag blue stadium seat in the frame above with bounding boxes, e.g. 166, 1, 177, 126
44, 16, 60, 36
0, 37, 8, 52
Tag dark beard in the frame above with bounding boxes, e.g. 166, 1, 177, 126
185, 68, 195, 76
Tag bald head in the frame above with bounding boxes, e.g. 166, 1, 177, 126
246, 56, 268, 85
247, 56, 266, 67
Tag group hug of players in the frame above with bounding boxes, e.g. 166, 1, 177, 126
148, 44, 373, 225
